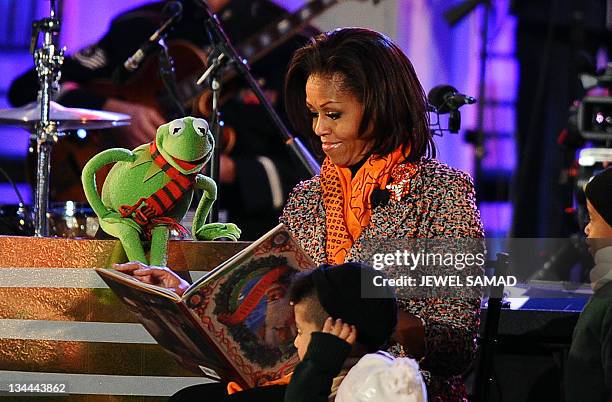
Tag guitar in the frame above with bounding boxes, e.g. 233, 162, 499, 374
37, 0, 379, 202
90, 0, 366, 118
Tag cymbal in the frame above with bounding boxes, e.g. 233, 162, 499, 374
0, 101, 131, 131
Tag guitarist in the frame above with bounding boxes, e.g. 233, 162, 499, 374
9, 0, 318, 240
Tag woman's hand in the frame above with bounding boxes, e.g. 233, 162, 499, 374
114, 261, 189, 296
322, 317, 357, 345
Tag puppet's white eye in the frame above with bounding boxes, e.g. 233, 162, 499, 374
192, 118, 210, 137
168, 119, 186, 137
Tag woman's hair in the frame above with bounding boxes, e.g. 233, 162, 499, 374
285, 27, 435, 162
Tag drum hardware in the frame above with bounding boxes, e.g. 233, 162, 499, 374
0, 202, 99, 238
29, 0, 65, 236
0, 204, 33, 236
0, 0, 130, 237
0, 102, 129, 234
0, 100, 131, 206
48, 201, 99, 238
0, 101, 130, 132
0, 166, 31, 235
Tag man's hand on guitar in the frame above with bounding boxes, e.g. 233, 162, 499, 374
104, 98, 166, 148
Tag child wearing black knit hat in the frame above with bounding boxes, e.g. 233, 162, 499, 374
565, 167, 612, 402
284, 262, 427, 402
583, 167, 612, 258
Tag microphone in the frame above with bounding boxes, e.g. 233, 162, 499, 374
371, 188, 390, 208
427, 85, 476, 114
112, 1, 183, 84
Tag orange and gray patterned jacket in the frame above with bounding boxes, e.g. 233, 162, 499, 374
281, 158, 484, 402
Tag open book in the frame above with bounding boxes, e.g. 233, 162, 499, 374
96, 224, 315, 388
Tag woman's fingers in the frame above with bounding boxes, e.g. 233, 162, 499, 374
137, 274, 154, 284
112, 263, 187, 295
132, 268, 155, 278
114, 261, 148, 273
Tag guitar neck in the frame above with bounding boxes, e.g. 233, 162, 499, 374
175, 0, 341, 104
238, 0, 340, 63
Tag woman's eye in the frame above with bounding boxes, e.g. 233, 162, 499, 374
309, 111, 319, 119
326, 112, 341, 120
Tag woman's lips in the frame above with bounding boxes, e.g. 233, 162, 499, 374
322, 142, 341, 151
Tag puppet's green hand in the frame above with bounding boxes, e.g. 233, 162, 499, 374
194, 223, 241, 241
101, 211, 143, 233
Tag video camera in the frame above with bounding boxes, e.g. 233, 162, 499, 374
564, 63, 612, 231
575, 62, 612, 142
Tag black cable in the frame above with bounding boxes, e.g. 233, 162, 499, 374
0, 166, 26, 207
429, 107, 445, 136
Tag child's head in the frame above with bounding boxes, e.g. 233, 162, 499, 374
584, 168, 612, 245
288, 262, 397, 360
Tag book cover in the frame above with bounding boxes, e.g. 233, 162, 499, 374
96, 224, 315, 387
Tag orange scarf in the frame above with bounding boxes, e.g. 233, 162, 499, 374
320, 147, 408, 264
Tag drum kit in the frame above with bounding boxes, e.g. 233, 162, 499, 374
1, 0, 321, 239
0, 0, 130, 238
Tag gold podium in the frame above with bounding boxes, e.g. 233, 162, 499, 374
0, 236, 248, 400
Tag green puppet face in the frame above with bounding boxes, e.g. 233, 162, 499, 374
156, 117, 214, 175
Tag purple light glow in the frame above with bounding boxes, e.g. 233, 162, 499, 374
0, 0, 518, 236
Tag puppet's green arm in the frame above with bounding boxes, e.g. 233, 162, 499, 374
81, 149, 136, 219
192, 174, 217, 233
191, 174, 241, 241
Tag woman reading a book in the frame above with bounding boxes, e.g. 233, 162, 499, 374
278, 27, 484, 402
119, 27, 483, 402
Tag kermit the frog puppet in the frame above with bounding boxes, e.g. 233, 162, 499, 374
82, 116, 241, 266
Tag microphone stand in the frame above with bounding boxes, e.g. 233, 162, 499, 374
198, 50, 227, 223
114, 2, 184, 118
196, 4, 321, 204
444, 0, 490, 204
157, 38, 186, 119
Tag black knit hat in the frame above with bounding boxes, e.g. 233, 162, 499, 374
585, 167, 612, 227
311, 262, 398, 352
